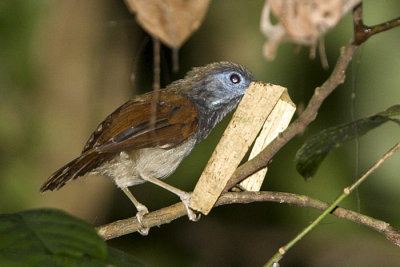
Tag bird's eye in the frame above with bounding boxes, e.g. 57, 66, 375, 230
229, 73, 241, 84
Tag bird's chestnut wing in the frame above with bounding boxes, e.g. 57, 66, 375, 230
82, 91, 199, 154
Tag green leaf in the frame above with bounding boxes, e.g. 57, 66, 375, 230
295, 105, 400, 179
0, 209, 145, 266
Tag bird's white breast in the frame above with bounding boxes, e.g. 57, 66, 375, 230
90, 137, 197, 188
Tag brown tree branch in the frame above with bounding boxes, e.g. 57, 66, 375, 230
97, 191, 400, 247
353, 3, 400, 45
224, 42, 357, 191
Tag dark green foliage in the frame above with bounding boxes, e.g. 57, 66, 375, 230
0, 209, 145, 267
295, 105, 400, 179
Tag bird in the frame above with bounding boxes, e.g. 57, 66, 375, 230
40, 61, 255, 235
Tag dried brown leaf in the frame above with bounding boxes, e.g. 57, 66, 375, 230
261, 0, 361, 60
125, 0, 211, 49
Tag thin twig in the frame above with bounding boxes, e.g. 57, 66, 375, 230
150, 37, 161, 138
152, 37, 161, 92
265, 140, 400, 267
347, 141, 400, 193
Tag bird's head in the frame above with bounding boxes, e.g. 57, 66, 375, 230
169, 62, 256, 111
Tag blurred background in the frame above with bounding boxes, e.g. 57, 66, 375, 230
1, 0, 400, 266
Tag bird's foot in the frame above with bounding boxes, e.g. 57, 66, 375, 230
135, 204, 150, 236
180, 192, 201, 222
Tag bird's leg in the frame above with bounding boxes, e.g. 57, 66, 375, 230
121, 187, 150, 235
140, 175, 200, 222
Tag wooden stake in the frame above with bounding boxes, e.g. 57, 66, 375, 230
189, 82, 290, 215
240, 90, 295, 191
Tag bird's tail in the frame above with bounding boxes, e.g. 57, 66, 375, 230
40, 151, 109, 192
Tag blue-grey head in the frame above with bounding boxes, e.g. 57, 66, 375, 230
174, 61, 255, 111
169, 61, 256, 140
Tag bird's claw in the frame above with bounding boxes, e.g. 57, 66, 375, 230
180, 192, 201, 222
136, 204, 150, 235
